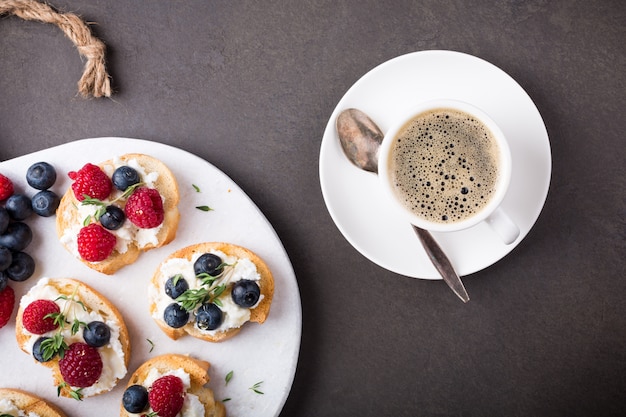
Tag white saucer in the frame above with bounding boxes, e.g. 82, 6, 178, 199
319, 50, 551, 279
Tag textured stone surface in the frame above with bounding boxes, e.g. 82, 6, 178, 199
1, 0, 624, 415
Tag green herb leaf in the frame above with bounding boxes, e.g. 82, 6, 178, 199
147, 338, 155, 352
120, 182, 142, 199
71, 318, 87, 335
57, 382, 66, 397
211, 283, 227, 299
176, 288, 209, 311
81, 195, 105, 207
69, 388, 84, 401
44, 311, 66, 328
56, 381, 82, 400
172, 274, 184, 286
195, 205, 213, 212
222, 398, 231, 402
192, 184, 201, 192
225, 370, 234, 385
249, 381, 264, 395
41, 333, 69, 361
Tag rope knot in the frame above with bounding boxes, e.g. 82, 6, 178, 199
1, 0, 112, 97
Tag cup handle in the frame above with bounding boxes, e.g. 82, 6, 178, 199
485, 207, 520, 245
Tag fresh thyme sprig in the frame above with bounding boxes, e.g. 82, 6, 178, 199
39, 289, 87, 362
249, 381, 264, 395
40, 333, 69, 361
57, 382, 84, 401
175, 262, 235, 311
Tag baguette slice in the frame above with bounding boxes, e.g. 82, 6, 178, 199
56, 153, 180, 274
150, 242, 274, 342
15, 278, 131, 399
120, 354, 226, 417
0, 388, 68, 417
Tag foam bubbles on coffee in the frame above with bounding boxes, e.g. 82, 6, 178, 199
389, 108, 500, 223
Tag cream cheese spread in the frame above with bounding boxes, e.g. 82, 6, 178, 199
18, 278, 127, 397
0, 399, 40, 417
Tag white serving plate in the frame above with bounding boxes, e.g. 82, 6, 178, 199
0, 137, 301, 417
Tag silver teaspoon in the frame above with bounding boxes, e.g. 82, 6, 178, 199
336, 108, 470, 303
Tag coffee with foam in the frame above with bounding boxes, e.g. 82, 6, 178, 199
389, 108, 501, 224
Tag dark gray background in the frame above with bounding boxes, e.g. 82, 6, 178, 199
1, 1, 624, 416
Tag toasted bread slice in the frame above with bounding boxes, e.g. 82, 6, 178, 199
15, 278, 130, 399
56, 153, 180, 274
120, 354, 226, 417
149, 242, 274, 342
0, 388, 68, 417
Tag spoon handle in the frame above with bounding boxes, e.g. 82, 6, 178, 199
412, 226, 470, 303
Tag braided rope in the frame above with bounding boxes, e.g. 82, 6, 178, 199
1, 0, 112, 97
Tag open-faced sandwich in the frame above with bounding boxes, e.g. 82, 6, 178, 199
0, 388, 68, 417
149, 242, 274, 342
15, 278, 130, 400
120, 354, 226, 417
56, 153, 180, 274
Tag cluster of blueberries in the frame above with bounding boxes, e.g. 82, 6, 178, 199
0, 162, 60, 290
163, 252, 261, 331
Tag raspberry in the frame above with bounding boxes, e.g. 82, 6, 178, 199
148, 375, 185, 417
59, 342, 103, 387
0, 173, 14, 201
124, 187, 164, 228
68, 163, 112, 202
22, 299, 60, 334
77, 223, 116, 262
0, 285, 15, 329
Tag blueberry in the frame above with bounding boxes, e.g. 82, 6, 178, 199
26, 162, 57, 190
31, 190, 60, 217
231, 280, 261, 308
0, 272, 7, 292
0, 207, 9, 234
0, 222, 32, 251
33, 336, 55, 362
163, 303, 189, 328
195, 303, 223, 331
194, 253, 223, 277
6, 251, 35, 282
0, 247, 12, 271
165, 275, 189, 299
99, 205, 125, 230
122, 385, 149, 413
83, 321, 111, 347
112, 166, 140, 191
5, 194, 33, 220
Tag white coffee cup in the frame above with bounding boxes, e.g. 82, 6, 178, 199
377, 99, 519, 244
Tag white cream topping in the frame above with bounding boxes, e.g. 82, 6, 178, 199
149, 250, 263, 335
60, 157, 163, 258
18, 278, 127, 398
0, 399, 40, 417
128, 368, 205, 417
